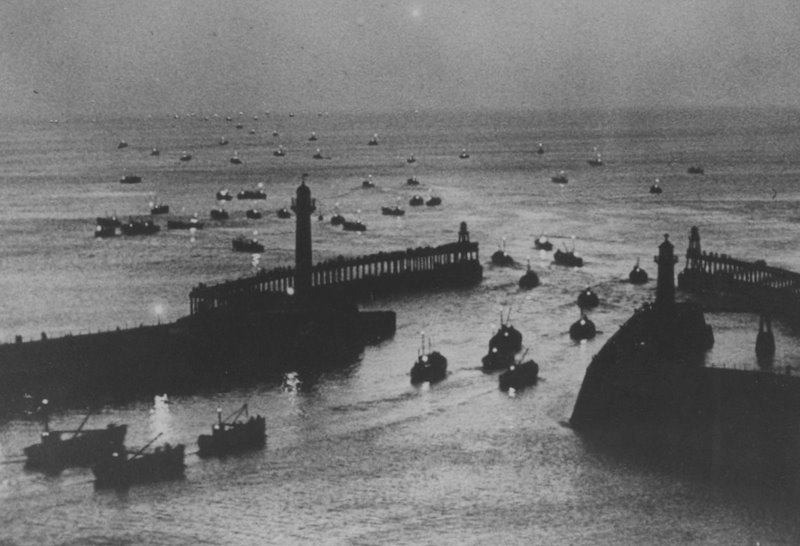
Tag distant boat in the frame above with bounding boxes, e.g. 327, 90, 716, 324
459, 149, 470, 159
308, 132, 318, 141
554, 239, 583, 267
687, 166, 704, 175
237, 186, 267, 200
518, 261, 540, 289
406, 176, 420, 186
381, 205, 405, 216
276, 207, 291, 219
330, 213, 345, 226
210, 207, 229, 220
232, 235, 264, 253
230, 151, 242, 164
273, 145, 286, 157
216, 189, 233, 201
534, 235, 553, 251
536, 143, 544, 154
92, 435, 185, 489
150, 148, 160, 156
569, 313, 596, 341
96, 214, 122, 228
167, 216, 204, 230
650, 179, 663, 194
426, 195, 442, 207
342, 219, 366, 232
179, 152, 192, 162
628, 259, 649, 284
362, 175, 375, 188
117, 141, 128, 149
149, 201, 169, 215
312, 148, 324, 159
120, 218, 160, 236
246, 209, 262, 220
219, 137, 228, 146
410, 334, 447, 385
491, 240, 515, 267
551, 171, 568, 184
498, 350, 539, 392
577, 287, 599, 309
587, 153, 604, 166
120, 175, 142, 184
94, 224, 117, 238
409, 195, 424, 207
406, 154, 416, 164
368, 134, 379, 146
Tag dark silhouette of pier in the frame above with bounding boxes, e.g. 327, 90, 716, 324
678, 226, 800, 318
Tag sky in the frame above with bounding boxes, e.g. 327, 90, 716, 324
2, 0, 800, 117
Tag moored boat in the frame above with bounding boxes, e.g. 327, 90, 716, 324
246, 208, 263, 220
277, 207, 291, 219
426, 196, 442, 207
232, 234, 264, 253
210, 207, 230, 220
120, 218, 160, 236
167, 215, 204, 230
94, 224, 117, 238
216, 189, 233, 201
381, 205, 405, 216
409, 195, 424, 207
342, 219, 366, 232
238, 185, 267, 200
406, 176, 420, 186
120, 175, 142, 184
96, 214, 122, 228
197, 404, 266, 458
179, 152, 192, 162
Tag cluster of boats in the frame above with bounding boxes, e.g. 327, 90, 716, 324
21, 402, 265, 489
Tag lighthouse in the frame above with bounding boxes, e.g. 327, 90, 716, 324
291, 174, 316, 301
654, 233, 678, 316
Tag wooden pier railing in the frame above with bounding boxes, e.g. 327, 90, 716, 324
189, 232, 482, 315
677, 227, 800, 316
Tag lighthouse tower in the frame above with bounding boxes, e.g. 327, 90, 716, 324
654, 233, 678, 316
291, 174, 316, 301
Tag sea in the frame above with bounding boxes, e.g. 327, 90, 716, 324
2, 107, 800, 545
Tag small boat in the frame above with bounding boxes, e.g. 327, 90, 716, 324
210, 207, 230, 220
687, 166, 704, 175
237, 187, 267, 200
554, 239, 583, 267
362, 175, 375, 188
587, 153, 604, 166
368, 134, 379, 146
273, 146, 286, 157
577, 287, 599, 309
628, 259, 649, 284
272, 130, 279, 137
150, 203, 169, 215
551, 171, 568, 184
569, 314, 596, 341
491, 239, 514, 267
406, 176, 420, 186
410, 334, 447, 385
219, 137, 229, 146
518, 260, 540, 289
117, 141, 128, 149
650, 179, 663, 194
482, 312, 523, 371
235, 123, 244, 129
536, 143, 544, 154
150, 148, 160, 156
308, 132, 318, 141
409, 195, 424, 207
230, 151, 242, 164
342, 219, 366, 232
459, 149, 470, 159
406, 154, 416, 164
534, 234, 553, 251
167, 215, 204, 230
120, 218, 160, 236
277, 207, 291, 219
381, 205, 405, 216
197, 404, 267, 458
216, 189, 233, 201
425, 196, 442, 207
23, 402, 127, 473
232, 234, 264, 253
96, 214, 122, 228
120, 175, 142, 184
94, 224, 117, 238
330, 213, 345, 226
179, 152, 192, 162
498, 350, 539, 392
246, 209, 263, 220
92, 434, 185, 489
312, 148, 324, 159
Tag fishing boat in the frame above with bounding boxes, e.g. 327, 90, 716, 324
23, 402, 127, 473
406, 154, 416, 164
368, 134, 379, 146
120, 218, 160, 236
406, 176, 420, 186
96, 214, 122, 228
230, 151, 242, 164
150, 148, 160, 156
246, 209, 262, 220
167, 215, 204, 230
536, 143, 544, 154
650, 179, 663, 194
308, 132, 318, 141
273, 145, 286, 157
426, 196, 442, 207
628, 259, 649, 284
312, 148, 324, 160
553, 239, 583, 267
117, 141, 128, 149
551, 171, 568, 184
577, 287, 599, 309
498, 350, 539, 392
119, 175, 142, 184
92, 434, 185, 489
381, 205, 405, 216
587, 153, 604, 166
518, 260, 540, 289
179, 152, 192, 162
149, 199, 169, 215
216, 189, 233, 201
210, 207, 230, 220
410, 334, 447, 385
362, 175, 375, 188
237, 186, 267, 200
482, 310, 523, 371
219, 136, 228, 146
94, 224, 117, 238
409, 195, 424, 207
342, 219, 366, 232
569, 313, 597, 341
491, 239, 515, 267
459, 149, 470, 159
330, 212, 345, 226
277, 207, 291, 219
197, 404, 267, 458
534, 235, 553, 251
232, 235, 264, 253
687, 166, 704, 174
